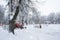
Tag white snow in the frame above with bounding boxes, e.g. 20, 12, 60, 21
0, 24, 60, 40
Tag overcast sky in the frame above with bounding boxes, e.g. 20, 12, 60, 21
0, 0, 7, 6
0, 0, 60, 16
35, 0, 60, 16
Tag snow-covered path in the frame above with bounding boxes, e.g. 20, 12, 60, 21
0, 24, 60, 40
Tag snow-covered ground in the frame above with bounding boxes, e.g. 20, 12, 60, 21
0, 24, 60, 40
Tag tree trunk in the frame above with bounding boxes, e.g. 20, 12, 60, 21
9, 0, 22, 34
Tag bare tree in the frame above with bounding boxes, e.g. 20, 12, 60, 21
0, 5, 4, 23
8, 0, 33, 34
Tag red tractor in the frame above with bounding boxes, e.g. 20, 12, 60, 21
14, 23, 24, 29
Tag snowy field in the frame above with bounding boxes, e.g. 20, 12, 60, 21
0, 24, 60, 40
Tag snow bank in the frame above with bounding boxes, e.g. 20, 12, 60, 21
0, 24, 60, 40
